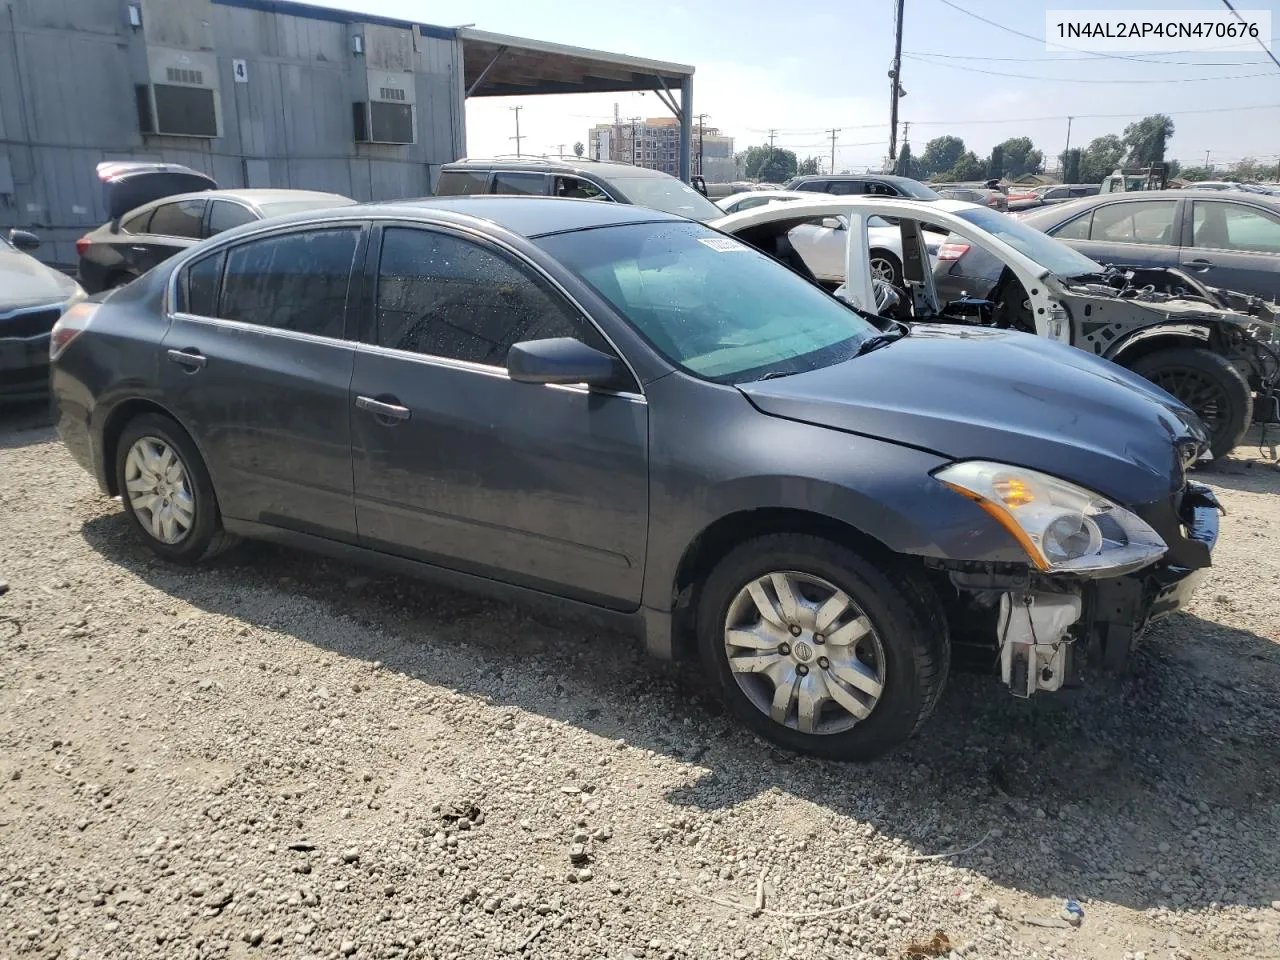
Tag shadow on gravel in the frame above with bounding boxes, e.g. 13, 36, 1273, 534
0, 400, 54, 449
79, 511, 1280, 915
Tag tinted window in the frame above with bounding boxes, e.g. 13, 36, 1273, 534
207, 200, 258, 236
554, 176, 609, 200
1043, 187, 1069, 200
827, 181, 863, 196
122, 209, 154, 233
864, 181, 898, 197
435, 170, 489, 196
219, 228, 361, 338
1089, 200, 1178, 245
1192, 201, 1280, 253
1051, 212, 1093, 240
184, 251, 225, 316
794, 180, 829, 193
148, 199, 206, 239
375, 227, 586, 365
536, 221, 880, 383
491, 172, 547, 195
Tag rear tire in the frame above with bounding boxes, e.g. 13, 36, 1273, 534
114, 413, 236, 564
695, 534, 949, 761
1127, 347, 1251, 459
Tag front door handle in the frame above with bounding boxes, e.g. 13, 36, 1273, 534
355, 395, 411, 422
1187, 258, 1213, 271
166, 348, 207, 370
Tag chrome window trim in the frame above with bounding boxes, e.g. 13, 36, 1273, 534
353, 340, 646, 404
168, 310, 358, 350
165, 214, 647, 398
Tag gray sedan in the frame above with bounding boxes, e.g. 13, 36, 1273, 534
1, 229, 85, 402
1016, 190, 1280, 302
50, 196, 1217, 760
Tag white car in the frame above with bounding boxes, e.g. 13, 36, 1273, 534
710, 193, 940, 286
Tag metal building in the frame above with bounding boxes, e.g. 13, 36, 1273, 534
0, 0, 694, 264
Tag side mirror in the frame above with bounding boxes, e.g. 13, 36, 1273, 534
8, 229, 39, 252
821, 217, 846, 231
507, 337, 619, 387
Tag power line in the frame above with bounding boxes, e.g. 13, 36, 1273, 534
901, 53, 1274, 83
906, 48, 1274, 67
1221, 0, 1280, 73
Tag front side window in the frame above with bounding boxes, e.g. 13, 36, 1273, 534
207, 200, 257, 236
374, 227, 590, 366
1192, 201, 1280, 253
536, 221, 881, 383
1088, 200, 1178, 245
555, 176, 609, 201
148, 199, 206, 239
218, 228, 361, 339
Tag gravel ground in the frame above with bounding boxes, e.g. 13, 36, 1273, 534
2, 404, 1279, 960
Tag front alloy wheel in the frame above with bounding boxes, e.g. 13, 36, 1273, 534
724, 571, 886, 735
696, 534, 949, 761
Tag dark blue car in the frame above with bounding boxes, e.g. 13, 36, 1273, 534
49, 197, 1219, 760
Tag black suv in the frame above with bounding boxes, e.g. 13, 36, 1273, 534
434, 158, 724, 222
785, 174, 941, 200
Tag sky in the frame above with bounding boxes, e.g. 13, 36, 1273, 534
303, 0, 1280, 174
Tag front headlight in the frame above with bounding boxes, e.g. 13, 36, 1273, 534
934, 461, 1166, 575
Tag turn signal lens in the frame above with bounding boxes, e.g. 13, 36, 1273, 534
992, 477, 1036, 508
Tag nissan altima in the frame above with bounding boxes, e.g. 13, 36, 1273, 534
50, 197, 1219, 760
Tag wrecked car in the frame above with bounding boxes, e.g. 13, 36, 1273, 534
717, 197, 1279, 459
53, 196, 1220, 760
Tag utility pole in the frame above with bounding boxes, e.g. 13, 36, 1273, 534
509, 105, 523, 157
887, 0, 906, 166
695, 113, 709, 177
630, 117, 641, 166
897, 122, 910, 175
1063, 116, 1073, 174
1204, 149, 1211, 169
555, 143, 565, 157
827, 128, 840, 174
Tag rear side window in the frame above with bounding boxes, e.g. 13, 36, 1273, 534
149, 199, 207, 239
218, 228, 361, 339
1089, 200, 1178, 246
122, 209, 154, 233
435, 170, 489, 196
1051, 212, 1093, 241
374, 227, 589, 365
183, 251, 225, 316
827, 181, 864, 196
207, 200, 258, 236
491, 172, 547, 195
793, 180, 829, 193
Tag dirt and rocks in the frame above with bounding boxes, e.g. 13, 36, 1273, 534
1, 405, 1278, 960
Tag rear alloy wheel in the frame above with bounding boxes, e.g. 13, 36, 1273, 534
696, 534, 949, 761
868, 250, 902, 287
1128, 347, 1251, 460
114, 413, 236, 563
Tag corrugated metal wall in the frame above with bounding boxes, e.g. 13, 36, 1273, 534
0, 0, 466, 264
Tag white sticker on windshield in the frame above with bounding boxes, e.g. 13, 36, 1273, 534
698, 237, 747, 252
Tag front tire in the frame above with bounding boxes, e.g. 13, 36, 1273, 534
1127, 347, 1251, 459
114, 413, 236, 564
695, 534, 949, 761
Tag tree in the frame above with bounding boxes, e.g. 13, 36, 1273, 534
988, 144, 1004, 180
798, 155, 821, 176
1177, 165, 1214, 182
994, 137, 1043, 178
1078, 134, 1125, 183
895, 142, 915, 178
1122, 114, 1175, 166
1062, 148, 1082, 184
572, 141, 584, 157
920, 136, 964, 178
738, 144, 798, 182
945, 151, 987, 182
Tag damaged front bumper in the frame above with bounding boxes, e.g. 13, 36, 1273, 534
1001, 482, 1221, 696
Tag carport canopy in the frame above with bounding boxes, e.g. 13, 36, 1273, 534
458, 27, 695, 181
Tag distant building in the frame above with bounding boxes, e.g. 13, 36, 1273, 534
589, 117, 733, 180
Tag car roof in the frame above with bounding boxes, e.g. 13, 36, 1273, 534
1020, 188, 1280, 223
442, 157, 677, 181
124, 188, 353, 217
254, 195, 686, 239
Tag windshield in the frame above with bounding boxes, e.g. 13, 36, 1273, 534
607, 177, 724, 222
952, 206, 1103, 278
258, 197, 357, 219
536, 221, 880, 383
891, 178, 942, 200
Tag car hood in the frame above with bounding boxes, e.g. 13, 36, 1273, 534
1, 249, 82, 310
737, 325, 1206, 506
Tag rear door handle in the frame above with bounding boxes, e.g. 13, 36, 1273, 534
355, 395, 411, 421
166, 348, 207, 370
